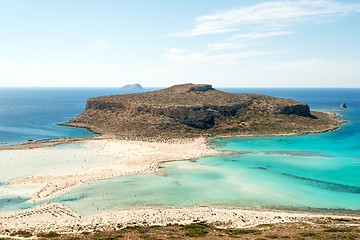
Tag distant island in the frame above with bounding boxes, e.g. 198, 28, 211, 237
63, 83, 344, 140
120, 83, 143, 90
340, 102, 348, 108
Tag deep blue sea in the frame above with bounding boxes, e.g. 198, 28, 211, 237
0, 88, 359, 215
0, 88, 155, 145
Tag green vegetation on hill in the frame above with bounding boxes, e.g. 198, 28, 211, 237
3, 218, 360, 240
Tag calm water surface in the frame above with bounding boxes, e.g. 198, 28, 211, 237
0, 88, 154, 145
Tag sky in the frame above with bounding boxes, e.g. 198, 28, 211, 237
0, 0, 360, 88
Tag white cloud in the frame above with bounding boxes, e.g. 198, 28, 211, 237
166, 48, 266, 65
255, 58, 333, 71
230, 31, 295, 41
166, 48, 188, 54
92, 38, 109, 49
257, 59, 360, 71
171, 0, 360, 37
165, 0, 360, 71
207, 31, 294, 51
207, 43, 259, 51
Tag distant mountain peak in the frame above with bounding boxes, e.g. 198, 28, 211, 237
120, 83, 143, 90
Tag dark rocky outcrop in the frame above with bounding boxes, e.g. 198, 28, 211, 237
275, 104, 313, 118
84, 99, 246, 129
340, 103, 348, 108
82, 84, 312, 129
187, 84, 214, 93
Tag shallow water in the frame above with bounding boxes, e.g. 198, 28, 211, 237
53, 150, 360, 215
0, 141, 126, 214
48, 89, 360, 215
1, 88, 359, 215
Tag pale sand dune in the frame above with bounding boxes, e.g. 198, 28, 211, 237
1, 202, 359, 233
6, 138, 219, 203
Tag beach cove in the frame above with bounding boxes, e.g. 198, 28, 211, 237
1, 88, 360, 233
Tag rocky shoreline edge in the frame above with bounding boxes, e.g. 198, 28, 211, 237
0, 110, 350, 235
0, 110, 346, 151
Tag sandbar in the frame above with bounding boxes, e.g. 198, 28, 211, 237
1, 132, 357, 234
4, 137, 219, 203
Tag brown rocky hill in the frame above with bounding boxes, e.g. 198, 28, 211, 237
63, 84, 343, 139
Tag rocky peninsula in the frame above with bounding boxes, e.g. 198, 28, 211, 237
1, 84, 345, 205
0, 84, 350, 237
63, 83, 344, 140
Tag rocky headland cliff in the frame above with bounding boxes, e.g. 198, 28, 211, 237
63, 84, 344, 139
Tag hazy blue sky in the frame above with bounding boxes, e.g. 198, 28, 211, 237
1, 0, 359, 87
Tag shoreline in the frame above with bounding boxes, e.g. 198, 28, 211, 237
0, 110, 352, 234
0, 111, 346, 151
4, 138, 221, 203
0, 110, 347, 205
1, 202, 360, 234
212, 111, 347, 139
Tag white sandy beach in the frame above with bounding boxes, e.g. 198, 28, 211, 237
2, 137, 359, 235
3, 138, 219, 203
1, 202, 359, 234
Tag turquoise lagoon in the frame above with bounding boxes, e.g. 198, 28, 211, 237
1, 88, 360, 215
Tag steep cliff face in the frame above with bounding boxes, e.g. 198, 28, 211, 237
84, 99, 248, 129
83, 84, 312, 130
275, 104, 313, 118
65, 84, 341, 139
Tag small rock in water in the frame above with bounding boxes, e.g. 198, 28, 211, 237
340, 103, 348, 108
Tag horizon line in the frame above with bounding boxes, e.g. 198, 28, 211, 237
0, 86, 359, 89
